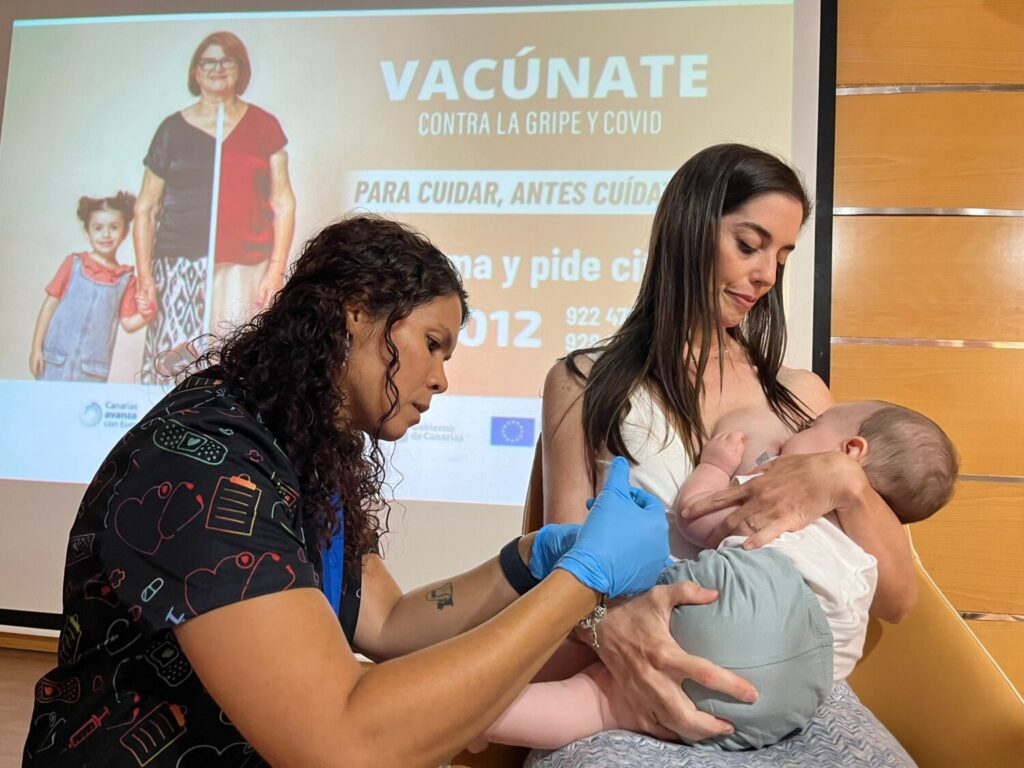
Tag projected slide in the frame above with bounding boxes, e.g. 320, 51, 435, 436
0, 1, 794, 503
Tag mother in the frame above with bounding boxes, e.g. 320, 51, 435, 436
540, 145, 916, 756
135, 31, 296, 383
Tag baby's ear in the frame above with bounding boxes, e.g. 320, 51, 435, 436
841, 436, 869, 461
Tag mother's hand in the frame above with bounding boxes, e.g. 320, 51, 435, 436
581, 579, 758, 741
679, 451, 868, 549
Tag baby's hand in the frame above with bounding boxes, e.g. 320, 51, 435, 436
699, 431, 745, 476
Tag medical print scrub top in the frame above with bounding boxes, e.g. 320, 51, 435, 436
24, 371, 360, 767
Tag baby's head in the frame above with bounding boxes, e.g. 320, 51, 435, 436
780, 400, 959, 524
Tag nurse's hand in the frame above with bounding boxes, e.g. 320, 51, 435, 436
554, 457, 669, 598
528, 523, 581, 580
580, 580, 758, 742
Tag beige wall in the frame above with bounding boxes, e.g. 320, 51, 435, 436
832, 0, 1024, 693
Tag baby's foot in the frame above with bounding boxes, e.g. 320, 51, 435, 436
466, 734, 490, 754
699, 431, 745, 476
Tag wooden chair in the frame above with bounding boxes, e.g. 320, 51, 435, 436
452, 442, 1024, 767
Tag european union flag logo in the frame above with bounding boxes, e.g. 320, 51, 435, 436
490, 417, 535, 447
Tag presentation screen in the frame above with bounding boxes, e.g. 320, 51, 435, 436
0, 1, 812, 512
0, 0, 827, 625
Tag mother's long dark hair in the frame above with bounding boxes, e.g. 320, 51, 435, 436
567, 144, 812, 480
193, 215, 468, 569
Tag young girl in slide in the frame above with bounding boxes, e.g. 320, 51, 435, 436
29, 192, 155, 383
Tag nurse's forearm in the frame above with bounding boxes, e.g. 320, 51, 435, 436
366, 535, 535, 658
178, 570, 597, 768
345, 570, 597, 767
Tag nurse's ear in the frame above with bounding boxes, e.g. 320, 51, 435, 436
344, 302, 377, 344
840, 436, 869, 463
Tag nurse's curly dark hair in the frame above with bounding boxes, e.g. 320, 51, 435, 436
192, 215, 468, 570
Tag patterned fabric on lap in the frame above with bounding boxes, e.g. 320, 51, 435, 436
525, 682, 916, 768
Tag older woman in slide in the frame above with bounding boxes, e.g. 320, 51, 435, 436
135, 31, 295, 383
537, 144, 917, 762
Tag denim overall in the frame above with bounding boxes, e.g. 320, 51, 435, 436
42, 254, 132, 382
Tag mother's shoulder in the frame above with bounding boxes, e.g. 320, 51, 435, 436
778, 365, 833, 415
544, 354, 590, 395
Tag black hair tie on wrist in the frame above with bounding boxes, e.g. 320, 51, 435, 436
499, 536, 541, 595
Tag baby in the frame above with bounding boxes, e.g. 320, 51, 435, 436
473, 400, 958, 752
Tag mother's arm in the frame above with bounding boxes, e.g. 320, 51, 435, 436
540, 359, 757, 741
831, 459, 918, 621
541, 358, 596, 524
683, 369, 917, 622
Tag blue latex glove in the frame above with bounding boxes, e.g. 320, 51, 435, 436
554, 456, 669, 598
529, 523, 582, 581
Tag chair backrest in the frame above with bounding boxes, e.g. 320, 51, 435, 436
848, 542, 1024, 765
520, 440, 1024, 766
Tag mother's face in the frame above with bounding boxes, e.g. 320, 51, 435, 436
193, 44, 240, 97
714, 192, 804, 329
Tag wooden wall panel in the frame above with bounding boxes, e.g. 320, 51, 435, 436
829, 345, 1024, 477
834, 93, 1024, 210
0, 631, 56, 654
834, 0, 1024, 713
911, 482, 1024, 614
832, 216, 1024, 341
838, 0, 1024, 85
968, 621, 1024, 695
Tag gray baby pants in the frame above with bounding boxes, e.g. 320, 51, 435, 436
660, 546, 834, 750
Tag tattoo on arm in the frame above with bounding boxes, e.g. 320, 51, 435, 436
426, 582, 454, 610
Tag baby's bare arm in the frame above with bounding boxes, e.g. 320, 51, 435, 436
673, 432, 744, 548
